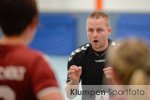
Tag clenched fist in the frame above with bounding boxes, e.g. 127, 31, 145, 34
68, 65, 82, 84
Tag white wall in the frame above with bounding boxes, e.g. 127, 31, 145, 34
103, 0, 150, 13
37, 0, 150, 13
37, 0, 95, 12
37, 0, 63, 12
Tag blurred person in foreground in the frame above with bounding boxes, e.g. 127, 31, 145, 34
0, 0, 63, 100
65, 11, 118, 100
107, 37, 150, 100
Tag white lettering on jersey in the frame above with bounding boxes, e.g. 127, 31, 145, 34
0, 66, 26, 81
69, 44, 90, 61
111, 41, 119, 46
95, 59, 106, 63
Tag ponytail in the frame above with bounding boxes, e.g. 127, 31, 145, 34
129, 69, 147, 85
127, 69, 148, 100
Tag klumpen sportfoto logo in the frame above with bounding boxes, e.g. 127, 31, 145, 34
68, 85, 148, 100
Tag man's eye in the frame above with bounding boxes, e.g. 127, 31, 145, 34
88, 29, 94, 32
97, 29, 104, 32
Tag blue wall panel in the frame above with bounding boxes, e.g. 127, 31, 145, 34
30, 13, 77, 55
115, 14, 150, 41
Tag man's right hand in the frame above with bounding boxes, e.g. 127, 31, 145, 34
68, 65, 82, 84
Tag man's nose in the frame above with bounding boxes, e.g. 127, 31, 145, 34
93, 31, 98, 37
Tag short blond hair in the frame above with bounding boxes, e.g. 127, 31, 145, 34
87, 11, 110, 26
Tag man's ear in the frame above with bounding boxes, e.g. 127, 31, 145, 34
108, 27, 112, 36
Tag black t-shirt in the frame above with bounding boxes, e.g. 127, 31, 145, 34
66, 39, 118, 85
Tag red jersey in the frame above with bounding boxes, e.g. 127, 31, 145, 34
0, 45, 59, 100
